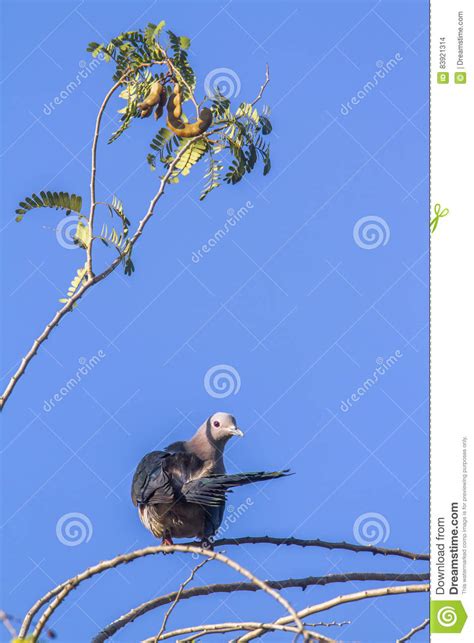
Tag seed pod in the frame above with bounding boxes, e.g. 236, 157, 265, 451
166, 106, 213, 138
137, 81, 164, 118
170, 84, 182, 119
154, 89, 168, 121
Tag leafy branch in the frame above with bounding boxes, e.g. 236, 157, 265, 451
1, 21, 272, 410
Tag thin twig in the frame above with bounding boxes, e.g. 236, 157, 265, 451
237, 584, 430, 642
144, 621, 331, 642
397, 618, 429, 642
86, 76, 124, 279
181, 535, 430, 561
0, 610, 17, 637
305, 621, 350, 628
93, 572, 428, 641
22, 544, 305, 642
251, 64, 270, 106
176, 622, 350, 643
155, 559, 209, 641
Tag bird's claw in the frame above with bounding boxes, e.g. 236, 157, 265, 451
162, 536, 174, 554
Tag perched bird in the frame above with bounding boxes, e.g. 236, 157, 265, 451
131, 412, 290, 546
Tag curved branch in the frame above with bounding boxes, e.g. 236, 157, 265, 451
94, 572, 428, 641
86, 76, 124, 279
176, 622, 350, 643
22, 544, 305, 642
182, 535, 429, 561
0, 134, 197, 411
397, 618, 429, 642
237, 584, 430, 642
144, 621, 331, 642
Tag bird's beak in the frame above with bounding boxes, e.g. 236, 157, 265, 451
229, 427, 244, 437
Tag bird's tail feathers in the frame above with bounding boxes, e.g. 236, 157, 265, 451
206, 469, 292, 485
182, 469, 292, 506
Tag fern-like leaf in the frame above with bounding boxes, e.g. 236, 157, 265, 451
16, 191, 83, 222
59, 265, 87, 304
173, 139, 209, 177
200, 154, 223, 200
149, 127, 175, 166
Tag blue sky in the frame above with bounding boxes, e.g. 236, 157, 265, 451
1, 0, 429, 641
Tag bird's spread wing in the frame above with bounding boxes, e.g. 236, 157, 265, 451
131, 451, 175, 506
131, 449, 211, 506
182, 470, 291, 507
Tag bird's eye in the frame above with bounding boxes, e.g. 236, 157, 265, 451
213, 420, 220, 428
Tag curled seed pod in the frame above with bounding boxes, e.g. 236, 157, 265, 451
167, 105, 213, 138
154, 89, 168, 121
137, 81, 164, 118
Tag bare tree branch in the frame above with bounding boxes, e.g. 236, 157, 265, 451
21, 544, 306, 642
251, 64, 270, 106
175, 621, 350, 642
397, 618, 430, 642
86, 76, 124, 279
237, 584, 430, 642
16, 533, 429, 641
176, 621, 352, 643
304, 621, 351, 628
144, 621, 332, 642
0, 610, 17, 637
184, 535, 429, 561
155, 559, 210, 640
93, 572, 428, 641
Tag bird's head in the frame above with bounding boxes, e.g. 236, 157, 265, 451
207, 412, 243, 442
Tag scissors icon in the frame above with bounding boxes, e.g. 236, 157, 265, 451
430, 203, 449, 233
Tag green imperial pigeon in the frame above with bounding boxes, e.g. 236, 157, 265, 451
131, 412, 290, 546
